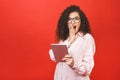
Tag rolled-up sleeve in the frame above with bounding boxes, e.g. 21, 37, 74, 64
73, 34, 96, 75
49, 49, 56, 62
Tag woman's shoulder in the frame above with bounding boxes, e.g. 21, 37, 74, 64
83, 33, 95, 41
84, 33, 93, 37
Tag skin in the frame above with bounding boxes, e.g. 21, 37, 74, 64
62, 11, 81, 67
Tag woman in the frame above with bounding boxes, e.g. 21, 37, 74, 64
49, 5, 96, 80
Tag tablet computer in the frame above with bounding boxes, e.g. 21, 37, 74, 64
51, 44, 68, 62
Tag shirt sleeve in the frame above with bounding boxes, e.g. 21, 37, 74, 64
73, 34, 96, 76
49, 49, 56, 62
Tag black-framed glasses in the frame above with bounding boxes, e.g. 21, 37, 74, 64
68, 17, 80, 23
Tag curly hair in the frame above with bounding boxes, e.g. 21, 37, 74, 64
56, 5, 91, 41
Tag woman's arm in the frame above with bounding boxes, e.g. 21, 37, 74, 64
72, 34, 96, 76
49, 49, 56, 62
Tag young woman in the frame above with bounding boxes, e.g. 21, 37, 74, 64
49, 5, 96, 80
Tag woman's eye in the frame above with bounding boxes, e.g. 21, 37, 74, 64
75, 17, 80, 20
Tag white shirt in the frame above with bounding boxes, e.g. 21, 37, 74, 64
49, 32, 96, 80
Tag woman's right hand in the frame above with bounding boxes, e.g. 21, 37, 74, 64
62, 54, 74, 68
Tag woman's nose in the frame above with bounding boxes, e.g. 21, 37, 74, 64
71, 20, 75, 24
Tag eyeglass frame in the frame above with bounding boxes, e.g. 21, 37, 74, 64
68, 17, 81, 23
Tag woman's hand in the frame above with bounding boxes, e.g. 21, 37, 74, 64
62, 55, 74, 68
69, 25, 76, 39
68, 25, 76, 44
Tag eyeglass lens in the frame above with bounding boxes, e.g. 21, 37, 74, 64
68, 17, 80, 23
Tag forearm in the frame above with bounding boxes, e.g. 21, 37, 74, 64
72, 58, 94, 76
49, 49, 56, 62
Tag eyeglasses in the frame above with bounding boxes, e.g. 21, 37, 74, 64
68, 17, 80, 23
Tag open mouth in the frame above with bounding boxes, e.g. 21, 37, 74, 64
73, 26, 76, 29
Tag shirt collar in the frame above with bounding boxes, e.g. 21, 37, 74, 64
75, 32, 84, 38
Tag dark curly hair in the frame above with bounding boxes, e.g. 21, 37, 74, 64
56, 5, 91, 41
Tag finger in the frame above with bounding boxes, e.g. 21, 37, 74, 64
66, 59, 74, 67
64, 55, 72, 58
62, 57, 66, 61
68, 59, 72, 63
62, 57, 72, 62
66, 60, 71, 65
71, 26, 76, 32
62, 57, 69, 61
69, 25, 74, 31
66, 59, 72, 66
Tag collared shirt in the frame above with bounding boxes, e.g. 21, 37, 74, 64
49, 32, 96, 80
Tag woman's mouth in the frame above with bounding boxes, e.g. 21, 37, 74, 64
73, 26, 76, 29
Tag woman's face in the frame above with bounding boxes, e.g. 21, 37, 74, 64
67, 11, 81, 34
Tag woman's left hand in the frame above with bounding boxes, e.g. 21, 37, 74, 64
62, 55, 74, 67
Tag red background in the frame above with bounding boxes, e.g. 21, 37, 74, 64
0, 0, 120, 80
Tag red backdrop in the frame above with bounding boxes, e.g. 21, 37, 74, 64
0, 0, 120, 80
